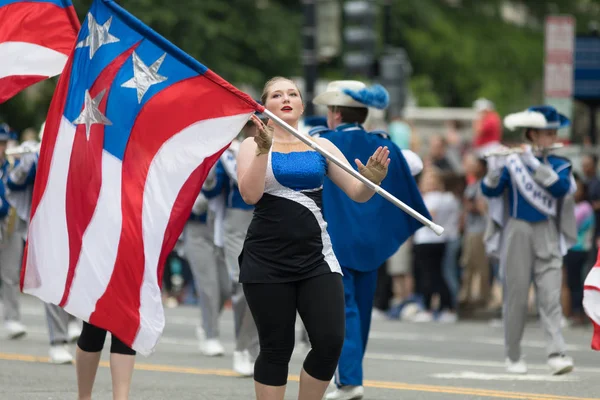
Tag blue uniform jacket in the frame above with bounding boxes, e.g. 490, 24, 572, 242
310, 123, 431, 272
202, 159, 253, 211
0, 160, 11, 218
481, 155, 572, 223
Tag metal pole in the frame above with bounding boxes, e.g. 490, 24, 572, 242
590, 103, 598, 145
263, 109, 444, 235
383, 0, 392, 50
302, 0, 317, 116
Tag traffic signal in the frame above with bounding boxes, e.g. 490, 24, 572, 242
379, 48, 412, 116
343, 0, 377, 78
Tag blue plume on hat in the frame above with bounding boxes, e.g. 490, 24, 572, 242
342, 84, 389, 110
526, 105, 570, 129
504, 105, 570, 132
303, 115, 328, 128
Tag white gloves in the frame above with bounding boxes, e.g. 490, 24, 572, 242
486, 155, 505, 175
519, 144, 541, 170
192, 193, 209, 215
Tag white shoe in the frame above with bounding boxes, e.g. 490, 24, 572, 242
325, 385, 364, 400
67, 321, 82, 342
233, 350, 254, 376
548, 354, 574, 375
4, 320, 26, 339
199, 338, 225, 357
437, 311, 458, 323
49, 344, 73, 364
505, 358, 527, 374
411, 311, 434, 323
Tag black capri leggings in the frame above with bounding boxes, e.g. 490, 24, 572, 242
243, 273, 345, 386
77, 322, 136, 355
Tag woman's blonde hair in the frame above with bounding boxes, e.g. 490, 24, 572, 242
260, 76, 303, 105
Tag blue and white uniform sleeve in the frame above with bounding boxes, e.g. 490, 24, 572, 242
202, 161, 228, 199
0, 182, 10, 219
7, 154, 37, 191
481, 166, 509, 197
521, 153, 572, 197
533, 162, 572, 197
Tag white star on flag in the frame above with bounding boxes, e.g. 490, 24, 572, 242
73, 89, 112, 140
122, 52, 168, 103
76, 14, 120, 59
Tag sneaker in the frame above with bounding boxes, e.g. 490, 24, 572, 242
437, 311, 458, 323
4, 320, 26, 339
49, 344, 73, 364
233, 350, 254, 376
548, 354, 574, 375
199, 338, 225, 357
325, 385, 364, 400
67, 320, 82, 342
505, 357, 527, 374
411, 311, 434, 323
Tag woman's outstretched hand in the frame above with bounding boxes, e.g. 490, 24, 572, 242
355, 146, 391, 185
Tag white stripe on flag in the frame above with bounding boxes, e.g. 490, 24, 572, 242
133, 112, 252, 354
63, 151, 123, 319
584, 266, 600, 326
23, 117, 75, 304
0, 42, 67, 79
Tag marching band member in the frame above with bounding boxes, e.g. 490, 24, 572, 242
0, 125, 27, 340
237, 76, 391, 400
184, 167, 230, 358
308, 81, 428, 400
5, 127, 81, 363
481, 105, 576, 375
201, 118, 261, 376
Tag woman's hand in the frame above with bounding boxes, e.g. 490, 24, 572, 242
355, 146, 391, 185
250, 115, 273, 156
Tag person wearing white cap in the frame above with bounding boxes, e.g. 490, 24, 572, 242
5, 127, 81, 364
0, 124, 28, 340
309, 81, 430, 400
481, 105, 576, 375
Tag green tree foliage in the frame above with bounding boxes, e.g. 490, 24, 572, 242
1, 0, 302, 133
1, 0, 599, 134
392, 0, 543, 115
393, 0, 600, 116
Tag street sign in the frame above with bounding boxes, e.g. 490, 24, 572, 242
544, 16, 575, 139
574, 36, 600, 101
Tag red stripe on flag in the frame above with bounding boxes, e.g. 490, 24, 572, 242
584, 285, 600, 293
0, 2, 80, 55
592, 321, 600, 351
90, 74, 255, 346
0, 75, 47, 103
0, 2, 79, 55
59, 44, 139, 307
20, 46, 76, 291
156, 149, 227, 289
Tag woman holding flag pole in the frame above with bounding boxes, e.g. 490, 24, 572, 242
237, 76, 386, 399
236, 75, 439, 400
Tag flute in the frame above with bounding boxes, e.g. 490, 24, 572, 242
5, 143, 41, 157
483, 143, 564, 158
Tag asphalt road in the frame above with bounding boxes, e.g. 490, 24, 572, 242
1, 294, 600, 399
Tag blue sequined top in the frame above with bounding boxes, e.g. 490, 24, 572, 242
238, 148, 342, 284
271, 151, 328, 191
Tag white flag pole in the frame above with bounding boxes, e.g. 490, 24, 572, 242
262, 109, 444, 236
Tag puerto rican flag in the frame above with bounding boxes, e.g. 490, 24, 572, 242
0, 0, 80, 103
583, 250, 600, 351
20, 0, 262, 355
